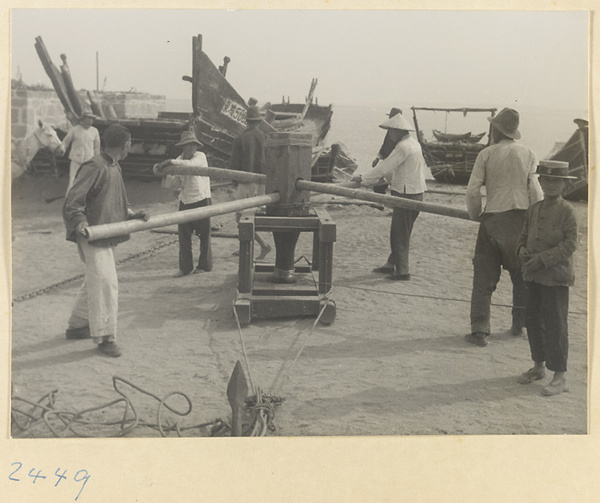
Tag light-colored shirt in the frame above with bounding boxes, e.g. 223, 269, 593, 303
160, 151, 211, 204
362, 135, 427, 194
62, 125, 101, 163
465, 139, 542, 220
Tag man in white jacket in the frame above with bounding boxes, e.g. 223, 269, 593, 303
351, 113, 428, 281
154, 131, 213, 277
61, 111, 101, 192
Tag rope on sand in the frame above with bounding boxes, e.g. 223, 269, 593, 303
11, 376, 229, 438
233, 304, 286, 435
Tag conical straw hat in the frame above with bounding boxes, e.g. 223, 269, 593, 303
379, 113, 414, 131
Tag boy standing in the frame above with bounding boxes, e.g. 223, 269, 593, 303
61, 111, 101, 192
516, 160, 578, 396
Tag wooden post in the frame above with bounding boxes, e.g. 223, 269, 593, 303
312, 231, 320, 272
315, 208, 336, 295
237, 216, 254, 294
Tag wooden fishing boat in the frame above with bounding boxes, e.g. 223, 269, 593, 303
187, 34, 333, 169
30, 34, 337, 181
432, 129, 471, 142
412, 106, 496, 183
546, 118, 588, 201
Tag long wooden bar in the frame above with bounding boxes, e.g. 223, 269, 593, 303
85, 193, 280, 242
162, 165, 267, 184
296, 179, 472, 221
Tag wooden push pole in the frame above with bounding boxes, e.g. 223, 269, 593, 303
295, 179, 471, 221
162, 165, 266, 184
84, 193, 280, 242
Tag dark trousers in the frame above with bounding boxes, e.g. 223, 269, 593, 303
525, 281, 569, 372
178, 199, 212, 274
387, 191, 422, 276
470, 210, 527, 334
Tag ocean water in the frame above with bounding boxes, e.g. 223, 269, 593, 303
166, 98, 586, 178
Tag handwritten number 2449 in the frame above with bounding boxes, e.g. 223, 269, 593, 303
9, 462, 90, 501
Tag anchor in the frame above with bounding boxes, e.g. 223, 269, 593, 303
84, 132, 471, 325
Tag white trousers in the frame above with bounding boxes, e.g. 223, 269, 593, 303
68, 237, 118, 343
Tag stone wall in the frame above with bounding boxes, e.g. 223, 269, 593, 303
100, 92, 166, 119
11, 89, 167, 140
11, 89, 70, 138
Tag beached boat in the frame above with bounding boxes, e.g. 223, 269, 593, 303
546, 118, 588, 201
187, 34, 333, 170
30, 35, 340, 181
412, 106, 496, 183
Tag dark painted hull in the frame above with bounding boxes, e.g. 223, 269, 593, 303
190, 34, 333, 171
548, 119, 588, 201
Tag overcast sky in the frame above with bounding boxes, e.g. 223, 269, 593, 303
10, 9, 588, 111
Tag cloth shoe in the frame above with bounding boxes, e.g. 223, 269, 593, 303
172, 270, 192, 278
517, 367, 546, 384
541, 378, 568, 396
97, 341, 122, 357
387, 273, 411, 281
465, 332, 489, 347
372, 265, 394, 274
510, 325, 524, 336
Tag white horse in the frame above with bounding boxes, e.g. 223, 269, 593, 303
11, 120, 65, 182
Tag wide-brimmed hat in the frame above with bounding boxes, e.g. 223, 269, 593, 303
387, 107, 403, 117
246, 106, 262, 122
379, 113, 414, 131
535, 160, 576, 179
488, 107, 521, 139
80, 111, 98, 120
175, 131, 203, 147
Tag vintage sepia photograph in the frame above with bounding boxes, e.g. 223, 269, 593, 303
9, 8, 589, 444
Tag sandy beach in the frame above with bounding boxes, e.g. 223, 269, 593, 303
9, 172, 588, 438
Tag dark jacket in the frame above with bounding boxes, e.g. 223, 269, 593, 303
229, 125, 267, 174
517, 196, 578, 286
63, 152, 130, 247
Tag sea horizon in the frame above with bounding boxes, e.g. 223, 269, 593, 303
165, 98, 586, 172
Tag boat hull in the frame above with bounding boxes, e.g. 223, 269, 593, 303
548, 119, 588, 201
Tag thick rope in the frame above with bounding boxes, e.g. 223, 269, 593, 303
11, 376, 227, 438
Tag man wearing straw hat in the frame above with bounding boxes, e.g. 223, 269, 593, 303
61, 111, 101, 192
371, 107, 403, 196
351, 112, 427, 280
515, 160, 578, 396
63, 124, 148, 357
465, 107, 543, 347
153, 131, 213, 277
230, 105, 271, 260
